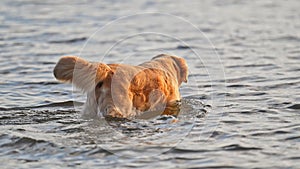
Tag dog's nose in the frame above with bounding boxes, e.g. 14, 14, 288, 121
104, 106, 123, 118
104, 106, 114, 114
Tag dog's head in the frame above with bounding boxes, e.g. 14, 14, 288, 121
150, 54, 188, 85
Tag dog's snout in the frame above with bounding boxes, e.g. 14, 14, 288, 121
104, 106, 123, 118
104, 105, 114, 114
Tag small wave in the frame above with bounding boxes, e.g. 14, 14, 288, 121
35, 101, 84, 108
287, 104, 300, 109
227, 84, 251, 88
176, 45, 191, 49
283, 136, 300, 141
170, 147, 209, 153
222, 144, 262, 151
250, 130, 290, 137
0, 101, 83, 111
226, 63, 276, 68
1, 136, 47, 147
23, 81, 60, 85
48, 37, 87, 44
270, 35, 300, 42
222, 120, 251, 124
0, 134, 59, 160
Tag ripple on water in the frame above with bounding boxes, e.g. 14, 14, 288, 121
0, 98, 209, 161
287, 104, 300, 110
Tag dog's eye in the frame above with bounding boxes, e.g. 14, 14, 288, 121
96, 81, 103, 88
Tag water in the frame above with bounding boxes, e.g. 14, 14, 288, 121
1, 0, 300, 168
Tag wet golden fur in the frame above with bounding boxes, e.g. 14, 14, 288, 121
53, 54, 188, 119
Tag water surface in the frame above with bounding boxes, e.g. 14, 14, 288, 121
0, 0, 299, 168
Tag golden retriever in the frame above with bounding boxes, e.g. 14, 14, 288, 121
53, 54, 188, 119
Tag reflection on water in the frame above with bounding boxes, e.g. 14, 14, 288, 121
0, 0, 300, 168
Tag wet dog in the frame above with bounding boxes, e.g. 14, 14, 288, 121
53, 54, 188, 119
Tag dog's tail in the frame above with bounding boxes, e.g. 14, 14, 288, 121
53, 56, 111, 92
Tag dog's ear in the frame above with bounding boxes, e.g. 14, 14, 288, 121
172, 56, 188, 84
53, 56, 81, 82
53, 56, 111, 92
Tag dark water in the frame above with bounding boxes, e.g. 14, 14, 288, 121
1, 0, 300, 168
